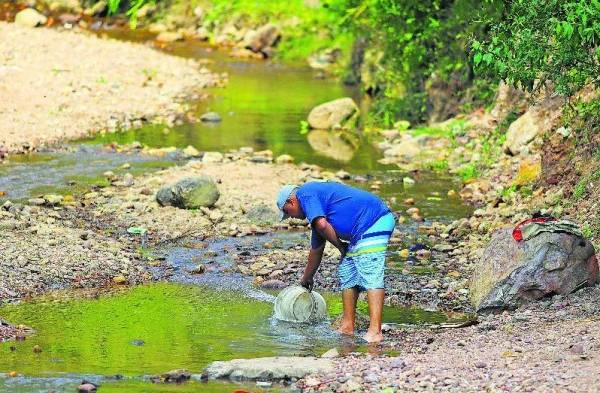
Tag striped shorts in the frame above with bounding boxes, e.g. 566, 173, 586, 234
338, 212, 396, 291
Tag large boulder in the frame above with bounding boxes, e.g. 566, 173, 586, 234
307, 98, 359, 130
15, 8, 47, 28
202, 356, 333, 381
503, 95, 563, 155
156, 176, 220, 209
469, 228, 598, 312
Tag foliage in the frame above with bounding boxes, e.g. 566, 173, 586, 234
457, 163, 480, 182
563, 98, 600, 148
337, 0, 503, 125
299, 120, 309, 135
472, 0, 600, 95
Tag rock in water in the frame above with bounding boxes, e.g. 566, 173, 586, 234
307, 98, 359, 130
156, 176, 220, 209
242, 23, 281, 53
469, 228, 598, 312
156, 31, 183, 42
15, 8, 47, 27
200, 112, 222, 122
77, 382, 97, 392
160, 369, 191, 383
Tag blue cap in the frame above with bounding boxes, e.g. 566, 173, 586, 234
276, 184, 298, 220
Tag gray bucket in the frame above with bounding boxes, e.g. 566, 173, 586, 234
273, 285, 327, 323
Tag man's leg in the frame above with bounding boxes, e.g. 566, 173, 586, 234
337, 287, 359, 335
363, 288, 384, 343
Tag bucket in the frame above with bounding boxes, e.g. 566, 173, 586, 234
273, 285, 327, 323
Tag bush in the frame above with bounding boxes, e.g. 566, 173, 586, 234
472, 0, 600, 95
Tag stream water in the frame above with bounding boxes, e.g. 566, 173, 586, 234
0, 22, 473, 393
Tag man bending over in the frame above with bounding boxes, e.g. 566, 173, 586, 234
276, 181, 396, 343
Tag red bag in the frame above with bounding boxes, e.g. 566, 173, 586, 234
512, 216, 556, 241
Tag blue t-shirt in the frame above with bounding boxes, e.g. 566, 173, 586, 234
296, 181, 390, 248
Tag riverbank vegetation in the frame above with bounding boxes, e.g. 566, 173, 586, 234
105, 0, 598, 128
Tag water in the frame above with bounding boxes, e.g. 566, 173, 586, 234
0, 146, 176, 203
0, 231, 469, 392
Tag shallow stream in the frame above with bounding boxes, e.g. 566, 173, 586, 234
1, 22, 472, 392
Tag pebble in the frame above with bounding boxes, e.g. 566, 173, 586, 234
403, 177, 416, 185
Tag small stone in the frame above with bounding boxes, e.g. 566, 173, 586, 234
275, 154, 294, 164
15, 8, 47, 27
112, 275, 127, 284
28, 198, 45, 206
364, 373, 379, 383
202, 152, 224, 163
77, 382, 97, 392
156, 31, 183, 42
321, 348, 339, 358
404, 198, 415, 205
189, 265, 205, 274
200, 112, 221, 122
475, 361, 487, 368
260, 279, 286, 289
183, 145, 201, 158
570, 343, 585, 355
209, 210, 223, 223
161, 369, 191, 383
122, 173, 134, 187
403, 177, 415, 186
433, 244, 454, 252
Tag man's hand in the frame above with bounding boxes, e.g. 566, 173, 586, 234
300, 276, 314, 292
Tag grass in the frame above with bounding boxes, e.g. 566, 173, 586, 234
457, 163, 480, 182
573, 169, 600, 200
429, 159, 449, 171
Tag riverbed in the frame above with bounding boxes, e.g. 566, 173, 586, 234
0, 20, 472, 393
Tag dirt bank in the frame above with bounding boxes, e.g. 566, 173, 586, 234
299, 287, 600, 392
0, 22, 220, 153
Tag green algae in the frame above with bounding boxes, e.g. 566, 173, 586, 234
0, 283, 280, 376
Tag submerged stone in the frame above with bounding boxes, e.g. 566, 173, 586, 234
200, 112, 222, 122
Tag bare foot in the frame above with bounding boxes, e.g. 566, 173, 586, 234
363, 331, 383, 343
336, 324, 354, 335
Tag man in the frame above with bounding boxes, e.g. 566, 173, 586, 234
276, 181, 396, 343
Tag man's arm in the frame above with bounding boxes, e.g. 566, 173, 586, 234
300, 243, 325, 291
312, 217, 348, 257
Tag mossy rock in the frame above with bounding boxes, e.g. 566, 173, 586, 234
156, 176, 220, 209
